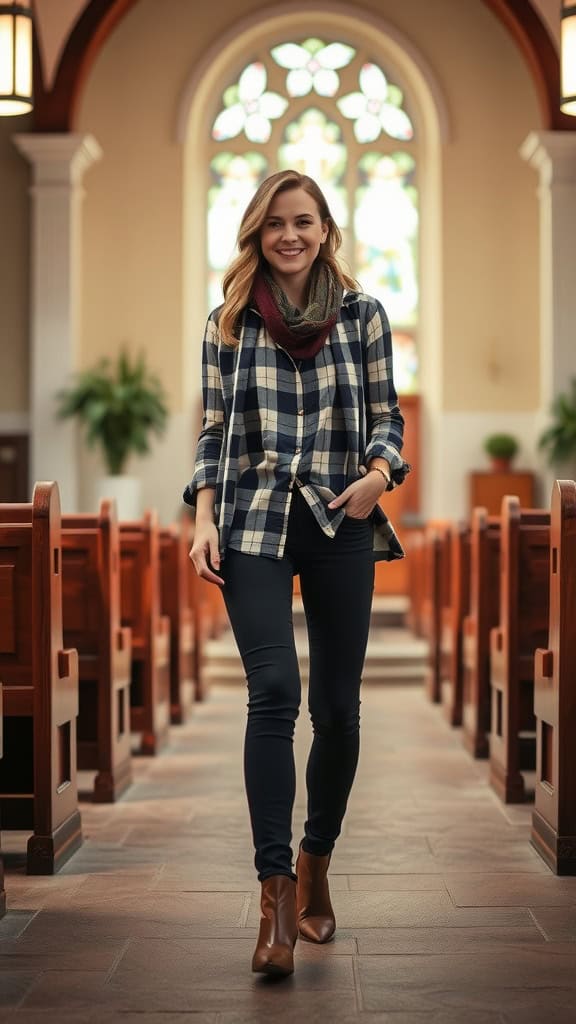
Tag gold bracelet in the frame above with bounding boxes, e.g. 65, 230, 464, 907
368, 466, 391, 487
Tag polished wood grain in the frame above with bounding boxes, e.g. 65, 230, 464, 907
531, 479, 576, 874
61, 499, 133, 802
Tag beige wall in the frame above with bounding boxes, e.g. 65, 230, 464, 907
0, 113, 31, 415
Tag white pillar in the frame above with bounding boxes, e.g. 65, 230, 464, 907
12, 134, 102, 512
521, 131, 576, 493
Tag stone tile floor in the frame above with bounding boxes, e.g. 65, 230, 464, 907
1, 681, 576, 1023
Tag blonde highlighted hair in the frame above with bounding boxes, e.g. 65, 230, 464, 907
218, 170, 357, 346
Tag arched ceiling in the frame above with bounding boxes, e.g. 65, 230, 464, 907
29, 0, 573, 132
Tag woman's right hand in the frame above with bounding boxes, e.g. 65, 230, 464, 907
189, 519, 224, 587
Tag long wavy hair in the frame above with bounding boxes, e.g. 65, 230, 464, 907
218, 170, 357, 346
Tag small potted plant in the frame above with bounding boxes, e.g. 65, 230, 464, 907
538, 377, 576, 475
56, 349, 169, 518
483, 432, 519, 472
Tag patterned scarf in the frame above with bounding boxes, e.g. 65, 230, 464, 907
252, 261, 343, 359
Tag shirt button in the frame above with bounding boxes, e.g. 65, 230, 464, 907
297, 408, 304, 416
295, 447, 301, 455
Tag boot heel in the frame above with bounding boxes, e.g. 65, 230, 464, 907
295, 841, 336, 944
252, 875, 298, 976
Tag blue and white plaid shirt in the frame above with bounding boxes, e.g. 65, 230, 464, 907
183, 290, 411, 562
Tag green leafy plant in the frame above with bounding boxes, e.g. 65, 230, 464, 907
483, 433, 519, 460
538, 377, 576, 466
56, 349, 169, 475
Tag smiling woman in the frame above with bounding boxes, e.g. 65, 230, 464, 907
183, 167, 410, 978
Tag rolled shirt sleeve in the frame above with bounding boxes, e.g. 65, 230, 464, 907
362, 299, 411, 491
182, 315, 225, 509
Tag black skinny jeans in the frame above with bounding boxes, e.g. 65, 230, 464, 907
220, 485, 375, 883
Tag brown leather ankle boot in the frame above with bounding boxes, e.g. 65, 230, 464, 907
295, 841, 336, 943
251, 874, 298, 976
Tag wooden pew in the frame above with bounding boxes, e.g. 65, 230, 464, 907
187, 559, 209, 702
61, 499, 133, 801
119, 510, 171, 754
0, 481, 82, 873
531, 479, 576, 874
0, 682, 5, 917
440, 521, 471, 726
462, 508, 501, 758
422, 523, 451, 703
159, 519, 195, 724
406, 530, 426, 636
489, 496, 550, 803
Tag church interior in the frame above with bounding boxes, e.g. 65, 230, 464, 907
1, 0, 576, 1018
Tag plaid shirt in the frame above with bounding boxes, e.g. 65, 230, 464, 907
182, 290, 411, 562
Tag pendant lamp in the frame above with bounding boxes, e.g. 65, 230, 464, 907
0, 2, 33, 116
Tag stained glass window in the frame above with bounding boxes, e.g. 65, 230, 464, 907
206, 37, 419, 391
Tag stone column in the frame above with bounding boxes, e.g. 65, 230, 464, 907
12, 134, 102, 512
521, 131, 576, 494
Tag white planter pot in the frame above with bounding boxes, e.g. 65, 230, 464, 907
94, 475, 142, 520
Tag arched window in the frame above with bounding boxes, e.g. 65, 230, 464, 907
207, 37, 419, 393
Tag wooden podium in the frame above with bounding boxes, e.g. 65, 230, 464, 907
468, 470, 536, 516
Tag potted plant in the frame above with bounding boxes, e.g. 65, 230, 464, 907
483, 432, 519, 472
538, 377, 576, 476
56, 349, 169, 518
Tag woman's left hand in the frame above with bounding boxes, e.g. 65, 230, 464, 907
327, 472, 387, 519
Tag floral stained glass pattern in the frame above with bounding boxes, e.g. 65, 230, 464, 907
207, 152, 268, 309
338, 63, 413, 143
278, 108, 348, 229
355, 150, 418, 332
212, 62, 288, 143
271, 38, 355, 98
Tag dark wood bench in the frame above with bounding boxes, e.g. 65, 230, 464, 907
0, 481, 82, 873
159, 519, 195, 724
119, 510, 171, 754
489, 495, 550, 803
531, 479, 576, 874
422, 523, 451, 703
440, 521, 471, 726
61, 499, 133, 801
461, 508, 501, 758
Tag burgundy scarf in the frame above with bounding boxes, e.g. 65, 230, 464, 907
252, 265, 342, 360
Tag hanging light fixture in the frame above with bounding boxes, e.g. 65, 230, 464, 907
0, 1, 33, 116
561, 1, 576, 115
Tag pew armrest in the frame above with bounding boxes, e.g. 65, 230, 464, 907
58, 648, 79, 681
491, 627, 503, 653
535, 647, 553, 680
116, 626, 131, 654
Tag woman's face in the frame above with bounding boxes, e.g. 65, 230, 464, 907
259, 187, 329, 285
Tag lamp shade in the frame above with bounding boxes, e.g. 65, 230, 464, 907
561, 2, 576, 115
0, 2, 33, 116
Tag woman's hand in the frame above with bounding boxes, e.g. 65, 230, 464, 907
189, 519, 224, 587
327, 472, 387, 519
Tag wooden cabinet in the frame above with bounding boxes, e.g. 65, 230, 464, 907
468, 471, 536, 516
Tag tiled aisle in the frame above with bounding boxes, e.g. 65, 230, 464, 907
2, 682, 576, 1023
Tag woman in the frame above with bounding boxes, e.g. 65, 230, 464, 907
184, 170, 410, 977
